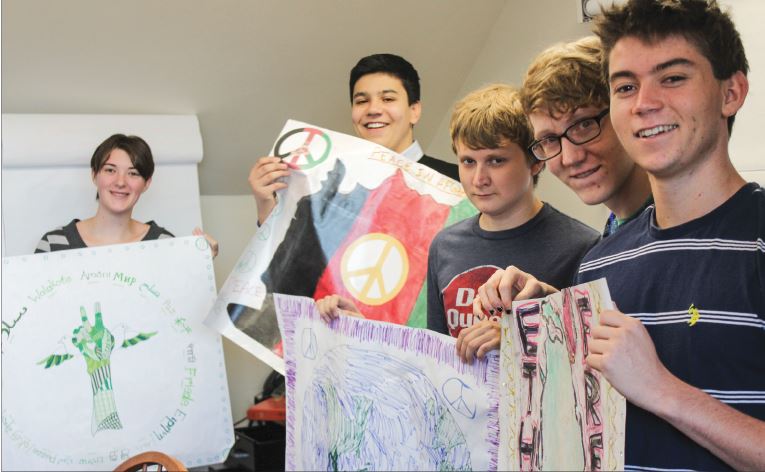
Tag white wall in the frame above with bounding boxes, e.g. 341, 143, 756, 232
724, 0, 765, 178
0, 0, 507, 196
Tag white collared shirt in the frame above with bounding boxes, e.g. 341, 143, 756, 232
401, 140, 424, 162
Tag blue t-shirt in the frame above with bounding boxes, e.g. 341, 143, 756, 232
576, 183, 765, 471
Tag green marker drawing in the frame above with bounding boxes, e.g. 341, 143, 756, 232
36, 353, 75, 368
121, 331, 157, 348
38, 302, 157, 436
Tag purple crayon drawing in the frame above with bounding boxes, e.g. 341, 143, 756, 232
274, 294, 499, 471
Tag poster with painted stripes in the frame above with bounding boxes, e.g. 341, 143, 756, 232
205, 120, 475, 373
1, 237, 234, 471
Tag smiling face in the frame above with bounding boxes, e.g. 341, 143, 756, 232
456, 139, 542, 231
93, 148, 151, 215
607, 35, 743, 180
529, 106, 638, 211
351, 72, 422, 154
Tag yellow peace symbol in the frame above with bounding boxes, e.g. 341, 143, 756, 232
340, 233, 409, 305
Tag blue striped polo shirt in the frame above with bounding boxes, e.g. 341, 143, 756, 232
576, 183, 765, 471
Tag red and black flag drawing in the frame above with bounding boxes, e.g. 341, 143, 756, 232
206, 120, 476, 372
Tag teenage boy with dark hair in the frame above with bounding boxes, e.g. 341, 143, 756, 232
522, 36, 652, 236
429, 84, 598, 354
250, 53, 458, 225
348, 53, 458, 180
475, 1, 765, 470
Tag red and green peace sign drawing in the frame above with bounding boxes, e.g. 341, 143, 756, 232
274, 127, 332, 170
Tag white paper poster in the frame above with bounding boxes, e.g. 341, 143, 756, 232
499, 279, 625, 471
274, 294, 499, 471
205, 120, 474, 374
1, 237, 234, 471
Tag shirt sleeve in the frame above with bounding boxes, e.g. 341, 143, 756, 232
426, 240, 449, 335
34, 236, 51, 253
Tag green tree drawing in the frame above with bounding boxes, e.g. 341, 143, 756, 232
37, 302, 157, 436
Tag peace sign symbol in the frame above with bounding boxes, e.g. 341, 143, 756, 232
273, 127, 332, 170
340, 233, 409, 306
301, 327, 318, 360
441, 377, 477, 419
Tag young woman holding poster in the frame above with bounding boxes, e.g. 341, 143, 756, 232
34, 133, 218, 256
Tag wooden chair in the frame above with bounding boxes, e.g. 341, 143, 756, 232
114, 451, 187, 472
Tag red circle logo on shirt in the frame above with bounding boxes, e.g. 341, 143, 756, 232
441, 265, 501, 338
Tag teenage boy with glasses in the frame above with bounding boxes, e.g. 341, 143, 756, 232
523, 36, 652, 237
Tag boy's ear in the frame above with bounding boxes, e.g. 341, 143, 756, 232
721, 70, 749, 118
409, 101, 422, 127
531, 159, 545, 176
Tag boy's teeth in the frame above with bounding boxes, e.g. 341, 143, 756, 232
366, 123, 385, 129
638, 124, 677, 138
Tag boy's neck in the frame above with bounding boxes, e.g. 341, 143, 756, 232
605, 165, 652, 220
479, 197, 544, 232
650, 155, 745, 229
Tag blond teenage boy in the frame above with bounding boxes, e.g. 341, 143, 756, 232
428, 84, 598, 360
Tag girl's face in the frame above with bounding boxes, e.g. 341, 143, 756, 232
93, 148, 151, 215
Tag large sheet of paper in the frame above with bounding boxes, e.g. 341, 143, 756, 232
499, 279, 625, 471
274, 294, 499, 471
206, 120, 476, 373
1, 237, 234, 471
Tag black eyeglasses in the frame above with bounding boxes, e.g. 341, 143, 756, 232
528, 109, 610, 161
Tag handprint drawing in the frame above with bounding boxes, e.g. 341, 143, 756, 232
37, 302, 157, 435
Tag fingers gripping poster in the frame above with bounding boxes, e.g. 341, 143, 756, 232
274, 294, 499, 471
205, 120, 476, 373
1, 237, 234, 471
499, 279, 626, 471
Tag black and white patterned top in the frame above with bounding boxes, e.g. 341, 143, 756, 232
34, 219, 174, 253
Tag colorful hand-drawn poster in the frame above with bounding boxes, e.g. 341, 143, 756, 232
1, 237, 234, 471
498, 278, 625, 471
274, 294, 499, 471
205, 120, 476, 373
